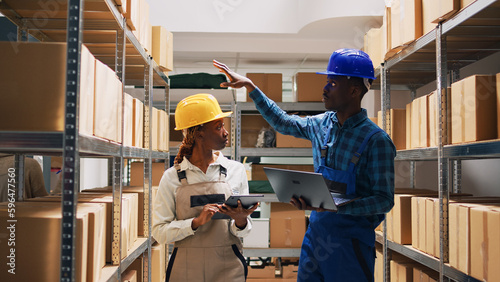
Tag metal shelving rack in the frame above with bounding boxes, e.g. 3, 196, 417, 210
377, 0, 500, 281
0, 0, 170, 281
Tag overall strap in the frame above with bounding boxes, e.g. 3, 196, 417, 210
176, 163, 228, 183
175, 163, 188, 185
347, 128, 383, 173
320, 127, 332, 166
219, 165, 227, 181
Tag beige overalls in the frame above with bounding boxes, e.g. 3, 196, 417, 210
165, 165, 247, 282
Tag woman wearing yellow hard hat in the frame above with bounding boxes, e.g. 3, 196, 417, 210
152, 93, 257, 282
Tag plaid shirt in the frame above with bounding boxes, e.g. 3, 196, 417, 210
249, 88, 396, 218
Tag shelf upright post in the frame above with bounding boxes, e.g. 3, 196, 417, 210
14, 154, 25, 201
60, 0, 84, 281
380, 63, 392, 282
143, 60, 154, 282
111, 21, 127, 272
165, 83, 171, 169
436, 22, 450, 282
450, 68, 462, 194
232, 100, 241, 162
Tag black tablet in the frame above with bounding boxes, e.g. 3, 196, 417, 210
224, 194, 264, 209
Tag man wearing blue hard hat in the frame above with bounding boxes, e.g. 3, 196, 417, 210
214, 48, 395, 282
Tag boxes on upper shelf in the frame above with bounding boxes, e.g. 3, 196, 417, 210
125, 0, 140, 31
94, 58, 123, 143
275, 132, 312, 148
422, 0, 460, 34
132, 98, 144, 148
292, 72, 326, 102
428, 88, 451, 147
152, 26, 174, 72
247, 73, 283, 102
0, 42, 94, 134
409, 94, 429, 148
391, 0, 423, 49
364, 27, 384, 68
129, 161, 166, 186
450, 74, 497, 144
123, 93, 134, 147
377, 109, 407, 150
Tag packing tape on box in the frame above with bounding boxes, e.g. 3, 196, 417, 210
482, 211, 488, 281
285, 217, 292, 247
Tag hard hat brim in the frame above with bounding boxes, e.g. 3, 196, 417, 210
174, 111, 233, 131
316, 71, 376, 80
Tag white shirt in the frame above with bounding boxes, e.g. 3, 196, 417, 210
152, 151, 252, 244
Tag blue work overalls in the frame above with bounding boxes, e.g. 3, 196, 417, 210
298, 128, 383, 282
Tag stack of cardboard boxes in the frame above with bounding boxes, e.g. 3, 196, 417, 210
0, 41, 171, 151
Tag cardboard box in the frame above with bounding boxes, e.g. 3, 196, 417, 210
247, 73, 283, 102
82, 185, 159, 237
406, 103, 412, 149
377, 109, 407, 150
470, 205, 500, 281
0, 42, 95, 133
411, 196, 428, 251
0, 202, 106, 282
390, 260, 415, 282
137, 0, 151, 54
461, 0, 476, 8
292, 72, 326, 102
270, 203, 306, 248
428, 88, 451, 147
125, 0, 140, 30
129, 161, 166, 186
410, 95, 429, 148
247, 265, 276, 279
391, 0, 423, 49
151, 242, 166, 282
80, 45, 96, 136
152, 26, 174, 72
251, 164, 314, 181
364, 27, 384, 68
423, 0, 460, 25
132, 98, 144, 148
27, 193, 138, 263
241, 115, 271, 148
448, 200, 500, 275
413, 265, 439, 282
383, 6, 393, 59
124, 93, 134, 147
122, 270, 137, 282
275, 132, 311, 148
151, 107, 159, 151
374, 244, 384, 282
158, 110, 169, 152
243, 218, 270, 248
94, 59, 123, 143
451, 75, 497, 144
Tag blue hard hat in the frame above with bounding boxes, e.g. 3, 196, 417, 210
317, 48, 376, 80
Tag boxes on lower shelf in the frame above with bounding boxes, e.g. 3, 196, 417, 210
27, 192, 139, 263
130, 162, 166, 186
270, 203, 306, 248
0, 202, 106, 282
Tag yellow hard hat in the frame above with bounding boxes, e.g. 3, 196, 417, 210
174, 93, 232, 130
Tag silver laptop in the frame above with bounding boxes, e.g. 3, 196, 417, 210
263, 167, 359, 212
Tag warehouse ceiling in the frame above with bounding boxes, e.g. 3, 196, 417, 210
149, 0, 386, 83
